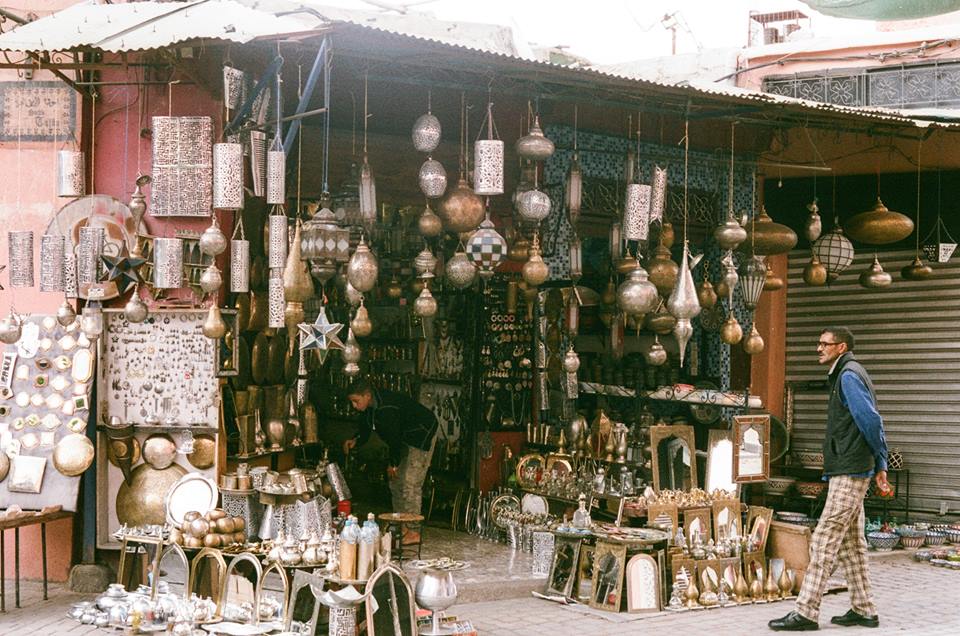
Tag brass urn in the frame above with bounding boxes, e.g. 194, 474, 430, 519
720, 313, 743, 344
743, 324, 765, 355
803, 253, 828, 286
859, 256, 892, 289
647, 242, 679, 296
697, 278, 718, 309
901, 255, 934, 281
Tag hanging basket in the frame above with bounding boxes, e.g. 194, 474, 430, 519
922, 216, 957, 264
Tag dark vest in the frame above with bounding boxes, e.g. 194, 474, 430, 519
823, 352, 877, 475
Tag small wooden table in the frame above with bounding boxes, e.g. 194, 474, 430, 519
0, 509, 73, 612
376, 513, 424, 562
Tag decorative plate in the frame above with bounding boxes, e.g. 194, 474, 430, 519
521, 493, 548, 516
489, 493, 521, 529
165, 471, 219, 527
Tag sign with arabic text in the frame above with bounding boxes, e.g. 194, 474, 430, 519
0, 81, 76, 142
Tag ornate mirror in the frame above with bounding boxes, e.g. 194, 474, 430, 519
649, 424, 698, 491
154, 543, 189, 600
705, 429, 738, 495
589, 541, 627, 612
188, 547, 227, 618
626, 554, 660, 613
256, 562, 290, 626
733, 415, 770, 482
365, 563, 417, 635
223, 553, 263, 623
286, 570, 324, 633
575, 545, 595, 603
545, 536, 581, 598
712, 499, 742, 543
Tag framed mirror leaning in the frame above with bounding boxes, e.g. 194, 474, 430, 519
649, 424, 698, 491
589, 541, 628, 612
712, 499, 742, 543
365, 563, 417, 636
545, 536, 581, 598
705, 429, 738, 495
733, 415, 770, 483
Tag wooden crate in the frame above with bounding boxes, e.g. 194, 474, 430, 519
767, 520, 811, 588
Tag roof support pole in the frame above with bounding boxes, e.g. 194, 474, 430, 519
282, 35, 328, 155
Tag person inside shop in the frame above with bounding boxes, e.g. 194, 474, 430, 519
770, 326, 889, 632
343, 378, 439, 545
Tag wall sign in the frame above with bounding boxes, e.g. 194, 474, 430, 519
0, 81, 77, 142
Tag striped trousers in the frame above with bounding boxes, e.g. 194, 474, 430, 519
796, 474, 877, 622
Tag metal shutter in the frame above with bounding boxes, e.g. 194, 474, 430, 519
786, 248, 960, 516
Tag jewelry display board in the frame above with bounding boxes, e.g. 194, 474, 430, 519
0, 315, 94, 512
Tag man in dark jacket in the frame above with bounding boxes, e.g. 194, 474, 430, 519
343, 378, 438, 544
770, 327, 889, 632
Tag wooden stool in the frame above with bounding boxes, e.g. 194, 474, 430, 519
377, 512, 424, 562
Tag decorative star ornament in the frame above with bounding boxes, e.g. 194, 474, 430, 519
102, 247, 146, 293
298, 306, 344, 364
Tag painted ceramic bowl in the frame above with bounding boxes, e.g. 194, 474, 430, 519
899, 535, 925, 549
914, 549, 932, 562
764, 476, 796, 495
867, 531, 900, 552
925, 531, 947, 546
795, 481, 827, 498
896, 525, 926, 539
794, 450, 824, 469
945, 529, 960, 545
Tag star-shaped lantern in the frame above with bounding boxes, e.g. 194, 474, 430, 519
102, 247, 146, 293
298, 306, 344, 364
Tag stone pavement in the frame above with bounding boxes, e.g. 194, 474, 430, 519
1, 552, 956, 635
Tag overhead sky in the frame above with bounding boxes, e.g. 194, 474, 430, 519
313, 0, 893, 63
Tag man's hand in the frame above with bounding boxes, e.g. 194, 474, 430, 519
875, 470, 892, 495
386, 466, 399, 479
342, 438, 357, 455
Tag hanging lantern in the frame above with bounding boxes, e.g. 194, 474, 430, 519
440, 177, 484, 233
418, 204, 443, 238
738, 255, 767, 310
517, 188, 552, 225
414, 246, 438, 277
569, 236, 583, 281
563, 345, 581, 374
617, 262, 658, 317
715, 213, 748, 251
77, 226, 104, 287
8, 231, 34, 288
720, 313, 743, 345
565, 293, 580, 335
901, 256, 934, 281
346, 236, 379, 293
859, 256, 892, 289
474, 140, 505, 196
301, 202, 350, 282
57, 299, 76, 327
623, 183, 651, 242
647, 242, 679, 297
351, 300, 373, 337
283, 220, 314, 303
743, 324, 765, 355
230, 235, 250, 293
673, 318, 693, 366
522, 234, 550, 287
268, 271, 285, 328
697, 279, 717, 309
611, 313, 625, 360
268, 213, 288, 269
199, 264, 223, 294
412, 111, 442, 153
515, 114, 555, 161
199, 216, 227, 256
342, 329, 362, 365
39, 234, 65, 293
445, 250, 476, 289
213, 142, 244, 210
742, 208, 798, 255
922, 216, 957, 263
414, 284, 438, 317
0, 312, 21, 344
846, 198, 914, 245
466, 213, 507, 278
803, 253, 828, 286
419, 158, 447, 199
57, 150, 85, 198
266, 146, 286, 205
609, 222, 623, 265
645, 302, 676, 335
764, 268, 785, 291
358, 155, 377, 231
153, 237, 183, 289
202, 304, 227, 339
650, 166, 667, 223
249, 130, 267, 198
812, 223, 855, 281
63, 247, 78, 299
646, 336, 668, 366
80, 304, 104, 340
805, 199, 822, 242
124, 288, 149, 323
667, 243, 702, 366
717, 252, 739, 298
566, 152, 583, 225
345, 281, 363, 306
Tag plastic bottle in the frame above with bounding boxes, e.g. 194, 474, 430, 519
357, 513, 380, 580
338, 518, 358, 580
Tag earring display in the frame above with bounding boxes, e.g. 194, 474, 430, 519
40, 234, 66, 292
150, 116, 213, 217
8, 230, 34, 288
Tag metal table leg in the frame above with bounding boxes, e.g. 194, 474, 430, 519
14, 527, 19, 609
41, 523, 48, 600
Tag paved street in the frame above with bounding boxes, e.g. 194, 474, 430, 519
0, 552, 956, 634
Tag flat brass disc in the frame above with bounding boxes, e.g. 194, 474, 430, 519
116, 462, 187, 526
187, 433, 217, 469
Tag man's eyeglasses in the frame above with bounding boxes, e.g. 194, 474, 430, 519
817, 341, 841, 348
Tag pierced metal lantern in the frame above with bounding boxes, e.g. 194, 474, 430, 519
618, 262, 658, 317
153, 237, 184, 289
412, 111, 441, 153
346, 236, 379, 293
474, 139, 505, 195
213, 142, 244, 210
517, 188, 551, 225
230, 237, 250, 293
57, 150, 85, 198
923, 217, 957, 263
569, 236, 583, 281
515, 115, 555, 161
150, 116, 213, 217
63, 247, 78, 299
466, 214, 507, 279
358, 155, 377, 231
199, 216, 227, 256
8, 231, 34, 288
445, 250, 476, 289
268, 271, 284, 328
223, 65, 245, 111
812, 224, 855, 281
738, 255, 767, 310
77, 226, 104, 287
419, 158, 447, 199
249, 131, 267, 198
268, 213, 288, 269
650, 165, 667, 222
301, 204, 350, 283
418, 204, 443, 238
609, 221, 623, 265
414, 284, 438, 318
566, 152, 583, 225
39, 234, 65, 292
623, 183, 651, 241
266, 147, 286, 205
414, 246, 438, 277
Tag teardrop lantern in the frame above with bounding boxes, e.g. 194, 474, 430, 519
342, 329, 362, 365
617, 261, 658, 317
858, 255, 892, 289
419, 158, 447, 199
445, 250, 477, 289
743, 324, 765, 355
351, 300, 373, 337
667, 242, 702, 366
346, 236, 379, 293
720, 313, 743, 345
440, 177, 484, 233
515, 114, 555, 161
521, 234, 550, 287
123, 288, 149, 324
846, 198, 914, 245
803, 253, 829, 286
203, 304, 227, 339
697, 279, 718, 309
283, 220, 315, 302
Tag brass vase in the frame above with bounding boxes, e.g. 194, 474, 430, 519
778, 567, 793, 599
765, 569, 781, 602
749, 576, 764, 602
733, 570, 749, 603
647, 242, 679, 296
262, 385, 287, 451
684, 576, 700, 609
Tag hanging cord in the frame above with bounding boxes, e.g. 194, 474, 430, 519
573, 103, 578, 151
682, 117, 689, 242
90, 90, 96, 195
296, 64, 302, 219
322, 46, 331, 194
122, 86, 130, 194
727, 121, 735, 220
459, 92, 466, 178
362, 70, 369, 157
915, 138, 922, 255
635, 111, 641, 184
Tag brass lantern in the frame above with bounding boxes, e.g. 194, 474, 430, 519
738, 255, 767, 310
301, 200, 350, 283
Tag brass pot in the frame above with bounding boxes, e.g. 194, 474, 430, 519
845, 198, 914, 245
251, 331, 270, 385
187, 433, 216, 469
53, 433, 95, 476
235, 294, 251, 332
267, 334, 286, 385
696, 279, 718, 309
647, 243, 679, 297
764, 269, 785, 291
742, 208, 798, 256
803, 254, 828, 286
901, 255, 934, 280
116, 462, 187, 527
439, 177, 484, 233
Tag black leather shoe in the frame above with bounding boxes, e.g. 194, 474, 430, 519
831, 609, 880, 628
769, 611, 820, 631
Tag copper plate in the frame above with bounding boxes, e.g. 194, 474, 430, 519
187, 433, 216, 469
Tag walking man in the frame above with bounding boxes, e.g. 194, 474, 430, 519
769, 327, 889, 631
343, 378, 438, 545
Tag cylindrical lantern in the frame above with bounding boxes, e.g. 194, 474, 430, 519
609, 221, 623, 265
569, 236, 583, 281
474, 139, 504, 195
223, 66, 245, 111
39, 234, 65, 292
63, 247, 78, 299
8, 231, 34, 288
650, 165, 667, 222
359, 156, 377, 230
249, 131, 267, 198
213, 142, 244, 210
565, 293, 580, 336
77, 226, 104, 287
153, 237, 184, 289
230, 238, 250, 293
623, 183, 651, 241
566, 153, 583, 225
268, 214, 288, 269
57, 150, 85, 198
268, 271, 285, 328
266, 149, 286, 205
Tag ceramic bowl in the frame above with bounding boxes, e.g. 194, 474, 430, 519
925, 531, 947, 546
899, 535, 925, 549
795, 481, 826, 498
945, 529, 960, 545
867, 531, 900, 552
914, 549, 932, 562
794, 450, 824, 469
896, 525, 926, 539
764, 476, 796, 495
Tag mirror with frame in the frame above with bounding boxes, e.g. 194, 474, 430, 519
705, 429, 738, 495
286, 570, 324, 634
683, 507, 712, 545
154, 543, 190, 600
746, 506, 774, 552
545, 536, 581, 598
575, 544, 595, 603
188, 548, 227, 619
733, 415, 770, 482
646, 503, 679, 536
697, 559, 721, 593
255, 562, 290, 626
117, 536, 162, 594
743, 551, 766, 586
722, 560, 741, 597
364, 563, 417, 636
590, 541, 627, 612
626, 553, 660, 613
650, 424, 698, 491
222, 553, 263, 623
712, 499, 742, 543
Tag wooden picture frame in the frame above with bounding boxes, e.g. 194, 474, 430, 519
574, 544, 595, 603
746, 505, 774, 553
626, 553, 661, 613
733, 415, 771, 483
650, 424, 698, 491
711, 499, 743, 543
705, 428, 739, 495
545, 535, 581, 598
589, 540, 628, 612
683, 506, 712, 545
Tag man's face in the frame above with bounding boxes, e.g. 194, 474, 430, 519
817, 332, 848, 365
348, 391, 372, 412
